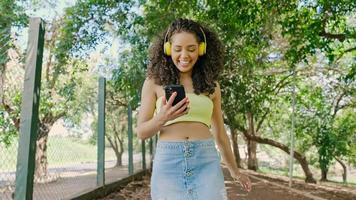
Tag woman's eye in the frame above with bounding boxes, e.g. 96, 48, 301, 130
173, 48, 196, 52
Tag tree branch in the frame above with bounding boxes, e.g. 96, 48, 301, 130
335, 46, 356, 62
256, 109, 270, 132
319, 31, 355, 42
242, 130, 306, 162
344, 46, 356, 54
332, 92, 345, 118
107, 90, 127, 107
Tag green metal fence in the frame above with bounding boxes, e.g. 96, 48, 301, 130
0, 17, 152, 200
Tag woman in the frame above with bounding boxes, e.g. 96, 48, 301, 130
136, 18, 251, 200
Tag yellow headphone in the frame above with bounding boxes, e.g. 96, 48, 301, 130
163, 26, 207, 56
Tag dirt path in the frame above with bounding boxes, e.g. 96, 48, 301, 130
222, 169, 310, 200
99, 166, 356, 200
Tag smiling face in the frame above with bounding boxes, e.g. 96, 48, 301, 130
170, 31, 200, 74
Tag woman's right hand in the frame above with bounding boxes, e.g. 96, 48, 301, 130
156, 92, 190, 124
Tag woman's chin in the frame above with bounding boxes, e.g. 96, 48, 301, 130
177, 65, 193, 73
178, 68, 193, 73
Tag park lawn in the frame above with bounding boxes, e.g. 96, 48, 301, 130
0, 136, 117, 172
258, 166, 356, 187
46, 136, 117, 166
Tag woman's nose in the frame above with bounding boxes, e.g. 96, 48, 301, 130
181, 50, 189, 58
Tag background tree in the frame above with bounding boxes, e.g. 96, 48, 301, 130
1, 15, 97, 178
333, 110, 355, 183
0, 0, 27, 146
56, 0, 147, 162
294, 54, 355, 181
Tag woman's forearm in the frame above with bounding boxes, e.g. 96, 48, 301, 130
216, 133, 241, 175
136, 115, 165, 140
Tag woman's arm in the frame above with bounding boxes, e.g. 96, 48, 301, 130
211, 82, 252, 192
136, 78, 164, 140
136, 78, 189, 140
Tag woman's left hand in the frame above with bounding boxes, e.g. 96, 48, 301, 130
231, 171, 252, 192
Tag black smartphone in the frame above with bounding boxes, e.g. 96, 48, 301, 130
164, 84, 186, 106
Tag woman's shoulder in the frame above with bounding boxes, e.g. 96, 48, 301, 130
142, 77, 160, 98
144, 77, 161, 88
143, 77, 155, 86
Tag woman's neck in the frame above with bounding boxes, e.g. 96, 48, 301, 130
179, 70, 192, 80
179, 72, 192, 83
179, 73, 194, 93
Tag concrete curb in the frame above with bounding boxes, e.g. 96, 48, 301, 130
67, 169, 149, 200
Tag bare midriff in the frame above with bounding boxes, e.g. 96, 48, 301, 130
158, 122, 213, 141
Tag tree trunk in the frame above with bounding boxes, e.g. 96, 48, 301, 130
107, 133, 125, 167
247, 140, 258, 170
115, 151, 123, 167
34, 118, 63, 180
35, 126, 50, 179
118, 137, 124, 166
335, 157, 347, 183
230, 127, 242, 168
114, 136, 124, 167
321, 168, 328, 181
247, 112, 258, 171
242, 130, 317, 183
298, 156, 317, 183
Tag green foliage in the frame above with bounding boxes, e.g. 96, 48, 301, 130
334, 110, 356, 165
295, 73, 355, 171
0, 108, 17, 147
0, 0, 27, 65
56, 0, 136, 66
0, 89, 22, 146
0, 0, 27, 27
278, 0, 355, 63
110, 46, 146, 110
58, 0, 147, 109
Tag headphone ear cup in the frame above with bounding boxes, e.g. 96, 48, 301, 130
164, 42, 171, 56
198, 42, 206, 56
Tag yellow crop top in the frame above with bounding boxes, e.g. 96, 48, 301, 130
155, 93, 214, 127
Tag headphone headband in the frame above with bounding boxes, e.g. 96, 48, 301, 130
164, 26, 207, 46
199, 27, 207, 46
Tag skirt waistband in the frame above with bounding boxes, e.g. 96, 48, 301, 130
156, 138, 215, 149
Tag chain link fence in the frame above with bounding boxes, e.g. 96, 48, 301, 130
1, 26, 23, 199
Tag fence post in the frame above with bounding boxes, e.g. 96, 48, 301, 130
128, 104, 134, 175
142, 139, 146, 170
14, 17, 45, 200
97, 77, 106, 186
289, 68, 296, 187
149, 138, 153, 169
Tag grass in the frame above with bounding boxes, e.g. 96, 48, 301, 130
0, 136, 118, 172
1, 140, 19, 172
258, 166, 286, 174
258, 166, 356, 187
46, 136, 117, 167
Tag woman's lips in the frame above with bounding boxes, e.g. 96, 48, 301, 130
179, 60, 190, 68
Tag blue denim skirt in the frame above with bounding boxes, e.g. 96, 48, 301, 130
151, 138, 227, 200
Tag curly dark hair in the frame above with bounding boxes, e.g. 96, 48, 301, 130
147, 18, 224, 95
